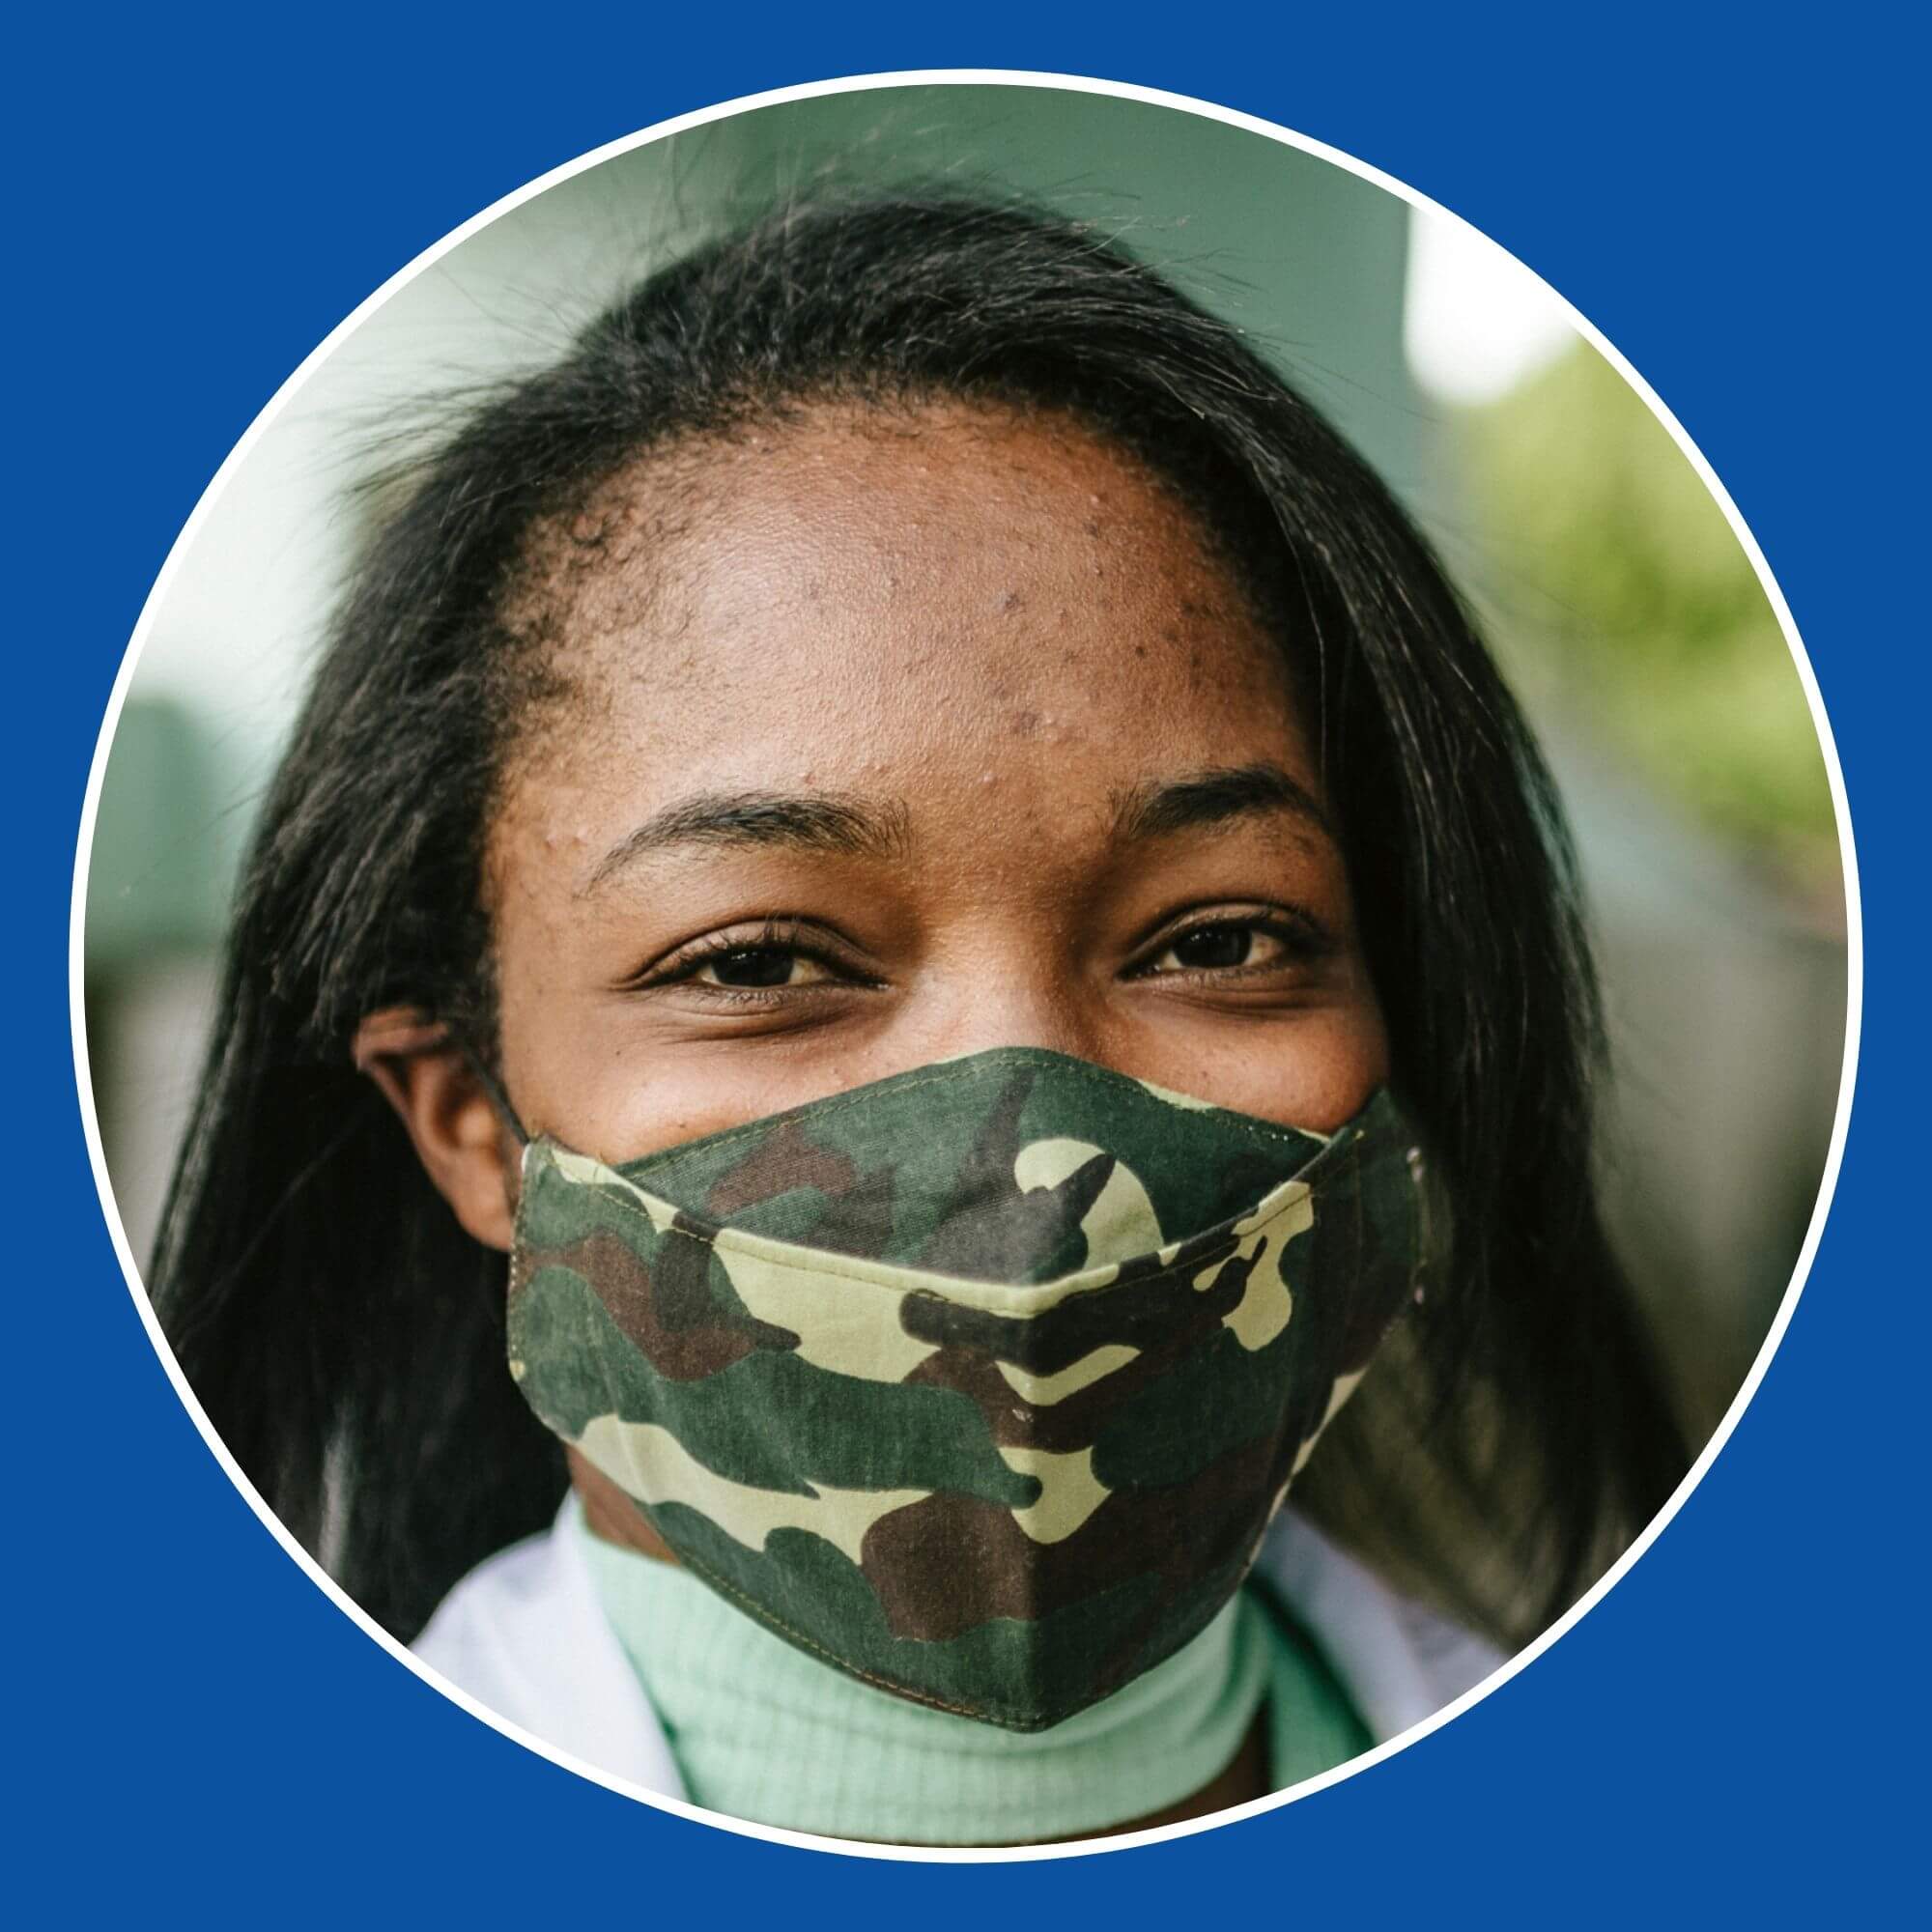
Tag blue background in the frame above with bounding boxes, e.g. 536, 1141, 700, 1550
17, 6, 1916, 1919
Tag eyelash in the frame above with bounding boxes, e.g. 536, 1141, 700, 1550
626, 907, 1333, 1005
625, 918, 868, 1005
1124, 909, 1336, 981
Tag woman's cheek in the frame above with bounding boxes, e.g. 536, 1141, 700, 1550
1130, 1006, 1389, 1136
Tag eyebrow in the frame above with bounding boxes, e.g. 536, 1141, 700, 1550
584, 788, 914, 892
1108, 762, 1333, 844
584, 762, 1327, 894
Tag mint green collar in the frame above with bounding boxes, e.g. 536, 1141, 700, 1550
576, 1510, 1366, 1843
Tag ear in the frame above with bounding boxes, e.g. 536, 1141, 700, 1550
353, 1007, 519, 1251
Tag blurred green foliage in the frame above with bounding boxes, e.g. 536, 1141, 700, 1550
1453, 343, 1837, 887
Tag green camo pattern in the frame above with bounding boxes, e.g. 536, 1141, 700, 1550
507, 1048, 1428, 1729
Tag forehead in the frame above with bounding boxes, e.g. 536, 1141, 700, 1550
494, 401, 1312, 865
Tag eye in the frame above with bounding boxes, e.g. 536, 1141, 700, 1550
689, 945, 836, 989
1144, 920, 1280, 975
624, 918, 874, 1003
1128, 909, 1334, 982
1160, 923, 1262, 971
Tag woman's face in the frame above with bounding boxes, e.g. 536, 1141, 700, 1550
385, 400, 1388, 1245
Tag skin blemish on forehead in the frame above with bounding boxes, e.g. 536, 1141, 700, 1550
499, 398, 1282, 781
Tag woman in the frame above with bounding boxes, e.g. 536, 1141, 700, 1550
150, 197, 1686, 1844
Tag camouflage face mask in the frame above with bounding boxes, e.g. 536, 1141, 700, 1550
502, 1047, 1434, 1732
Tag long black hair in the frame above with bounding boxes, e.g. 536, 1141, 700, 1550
148, 196, 1688, 1644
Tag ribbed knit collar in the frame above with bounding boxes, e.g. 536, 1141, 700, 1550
576, 1511, 1364, 1844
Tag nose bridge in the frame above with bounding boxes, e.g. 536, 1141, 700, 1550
903, 810, 1114, 1067
919, 956, 1102, 1066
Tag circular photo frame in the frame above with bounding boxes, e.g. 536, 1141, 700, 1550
71, 71, 1856, 1864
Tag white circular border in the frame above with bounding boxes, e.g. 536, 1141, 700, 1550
67, 67, 1863, 1865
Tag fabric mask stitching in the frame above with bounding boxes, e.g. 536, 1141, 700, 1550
630, 1490, 1271, 1731
541, 1107, 1381, 1300
611, 1054, 1343, 1184
525, 1161, 1340, 1314
652, 1532, 1009, 1724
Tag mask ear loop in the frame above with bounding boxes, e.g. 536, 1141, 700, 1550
450, 1035, 531, 1150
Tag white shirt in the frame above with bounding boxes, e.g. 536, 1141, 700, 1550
413, 1499, 1507, 1810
